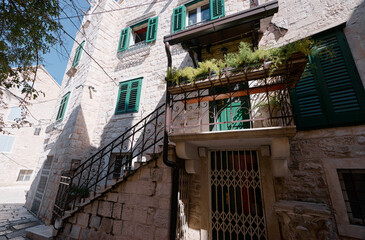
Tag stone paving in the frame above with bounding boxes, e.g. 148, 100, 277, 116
0, 204, 41, 240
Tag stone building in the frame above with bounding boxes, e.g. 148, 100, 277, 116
25, 0, 365, 239
0, 66, 60, 189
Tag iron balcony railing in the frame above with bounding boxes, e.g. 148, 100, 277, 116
166, 54, 308, 134
53, 105, 165, 218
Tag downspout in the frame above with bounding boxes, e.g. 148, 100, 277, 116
163, 41, 178, 240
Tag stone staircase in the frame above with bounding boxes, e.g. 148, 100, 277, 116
26, 105, 167, 239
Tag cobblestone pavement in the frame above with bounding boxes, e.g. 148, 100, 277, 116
0, 204, 41, 240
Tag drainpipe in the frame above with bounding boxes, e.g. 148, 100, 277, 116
163, 72, 178, 240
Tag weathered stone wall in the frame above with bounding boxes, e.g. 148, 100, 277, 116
57, 155, 172, 240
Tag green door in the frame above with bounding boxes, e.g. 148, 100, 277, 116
210, 85, 250, 131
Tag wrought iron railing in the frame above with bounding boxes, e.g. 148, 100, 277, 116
167, 54, 308, 134
53, 105, 165, 217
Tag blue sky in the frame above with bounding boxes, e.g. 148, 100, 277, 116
41, 1, 90, 86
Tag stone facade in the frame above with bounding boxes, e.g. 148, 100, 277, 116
0, 66, 60, 188
57, 155, 172, 240
27, 0, 365, 239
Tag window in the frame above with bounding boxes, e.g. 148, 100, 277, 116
118, 17, 158, 52
34, 127, 41, 136
115, 78, 142, 114
291, 29, 365, 130
172, 0, 224, 33
17, 170, 33, 181
7, 107, 22, 121
72, 40, 85, 67
56, 92, 70, 121
187, 4, 210, 27
338, 169, 365, 226
108, 153, 132, 179
0, 135, 15, 153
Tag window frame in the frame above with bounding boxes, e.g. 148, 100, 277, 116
115, 78, 143, 115
118, 17, 159, 52
0, 135, 15, 153
17, 169, 33, 182
172, 0, 224, 33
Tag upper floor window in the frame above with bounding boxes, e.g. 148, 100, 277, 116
115, 78, 142, 114
17, 170, 33, 182
56, 92, 70, 121
7, 106, 22, 122
118, 17, 158, 52
72, 41, 85, 67
172, 0, 224, 33
0, 135, 15, 153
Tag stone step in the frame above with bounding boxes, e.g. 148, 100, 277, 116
25, 225, 54, 240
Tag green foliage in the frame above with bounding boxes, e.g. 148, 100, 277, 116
0, 0, 61, 95
166, 39, 316, 84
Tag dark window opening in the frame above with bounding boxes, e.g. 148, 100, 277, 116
338, 169, 365, 226
134, 27, 147, 44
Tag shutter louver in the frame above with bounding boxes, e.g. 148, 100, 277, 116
116, 84, 128, 113
115, 78, 142, 114
72, 41, 85, 67
172, 6, 186, 33
210, 0, 225, 20
127, 80, 141, 112
291, 30, 365, 130
56, 92, 70, 121
118, 27, 131, 51
146, 17, 158, 43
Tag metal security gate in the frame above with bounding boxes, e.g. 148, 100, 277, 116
209, 150, 267, 240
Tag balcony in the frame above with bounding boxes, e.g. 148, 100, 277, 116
166, 53, 308, 135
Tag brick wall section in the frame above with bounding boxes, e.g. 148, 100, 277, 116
57, 156, 172, 240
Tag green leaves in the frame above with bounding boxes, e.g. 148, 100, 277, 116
0, 0, 61, 92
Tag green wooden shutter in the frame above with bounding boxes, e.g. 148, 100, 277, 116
72, 41, 85, 67
291, 30, 365, 130
210, 0, 225, 20
146, 17, 158, 43
290, 57, 328, 129
172, 6, 186, 33
115, 78, 142, 114
118, 27, 131, 52
316, 32, 365, 125
126, 79, 142, 112
56, 92, 70, 121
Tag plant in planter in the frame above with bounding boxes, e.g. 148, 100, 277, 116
166, 38, 316, 85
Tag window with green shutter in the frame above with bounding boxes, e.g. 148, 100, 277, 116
172, 6, 186, 33
72, 41, 85, 67
291, 30, 365, 130
115, 78, 142, 114
146, 17, 158, 43
118, 27, 131, 52
56, 92, 70, 121
210, 0, 225, 20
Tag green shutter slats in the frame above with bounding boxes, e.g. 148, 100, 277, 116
317, 34, 363, 119
127, 80, 141, 112
56, 92, 70, 121
118, 27, 131, 52
115, 78, 142, 114
72, 41, 85, 67
210, 0, 225, 20
172, 6, 186, 33
146, 17, 158, 43
291, 30, 365, 130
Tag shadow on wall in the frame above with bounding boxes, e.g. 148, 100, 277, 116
25, 105, 91, 224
